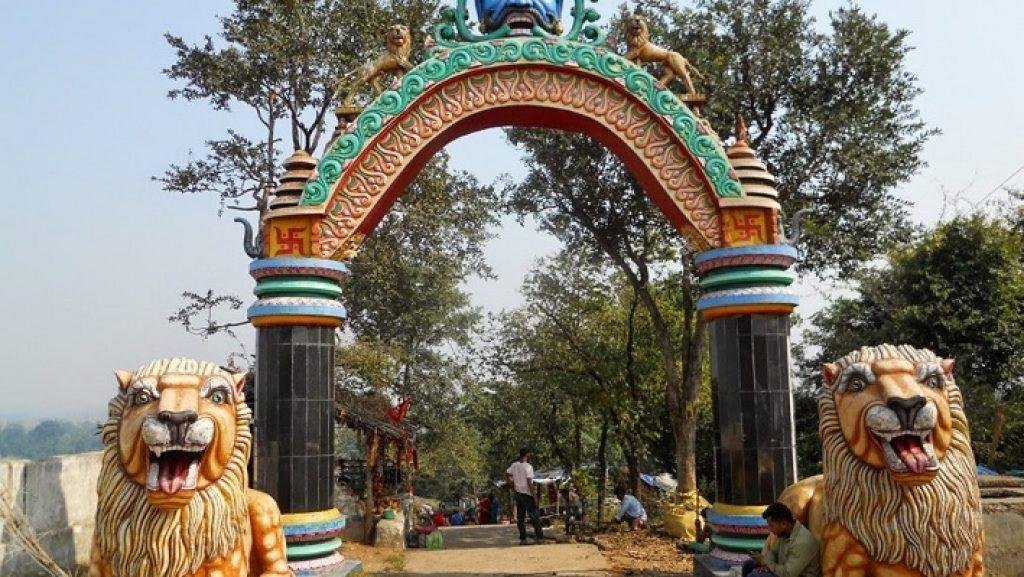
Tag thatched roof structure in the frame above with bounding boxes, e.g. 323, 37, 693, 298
334, 388, 417, 443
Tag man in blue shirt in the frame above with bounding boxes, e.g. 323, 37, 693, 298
613, 485, 647, 530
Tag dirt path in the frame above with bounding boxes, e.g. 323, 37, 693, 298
370, 524, 610, 576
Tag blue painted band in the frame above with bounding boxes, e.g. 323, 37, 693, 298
248, 302, 348, 320
694, 244, 799, 266
284, 517, 347, 537
250, 258, 349, 275
697, 290, 800, 311
706, 510, 768, 527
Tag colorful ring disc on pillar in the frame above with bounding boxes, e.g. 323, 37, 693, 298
695, 245, 800, 320
290, 553, 353, 576
248, 258, 348, 327
286, 537, 343, 559
708, 522, 771, 536
250, 258, 349, 282
706, 509, 768, 527
712, 533, 768, 552
283, 516, 347, 542
710, 547, 754, 564
706, 502, 769, 567
282, 508, 349, 574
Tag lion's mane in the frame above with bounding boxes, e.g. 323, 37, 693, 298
819, 344, 982, 577
95, 358, 251, 577
624, 17, 649, 50
388, 25, 412, 62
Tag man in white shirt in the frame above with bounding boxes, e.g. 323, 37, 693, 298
505, 448, 544, 544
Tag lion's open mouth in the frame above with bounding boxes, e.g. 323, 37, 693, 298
147, 445, 206, 494
871, 430, 938, 474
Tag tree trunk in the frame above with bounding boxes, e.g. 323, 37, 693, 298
988, 403, 1007, 468
363, 431, 380, 544
622, 435, 641, 497
675, 318, 707, 493
596, 419, 610, 525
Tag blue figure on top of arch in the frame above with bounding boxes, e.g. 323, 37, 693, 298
474, 0, 565, 35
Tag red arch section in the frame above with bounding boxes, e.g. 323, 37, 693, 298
314, 65, 724, 258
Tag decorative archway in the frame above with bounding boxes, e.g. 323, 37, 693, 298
247, 19, 800, 574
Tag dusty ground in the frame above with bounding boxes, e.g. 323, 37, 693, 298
347, 523, 693, 577
592, 529, 694, 576
343, 541, 410, 573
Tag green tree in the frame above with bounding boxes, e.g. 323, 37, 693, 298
336, 151, 498, 418
506, 0, 933, 491
504, 129, 706, 493
637, 0, 934, 273
0, 421, 102, 459
158, 0, 444, 343
801, 211, 1024, 470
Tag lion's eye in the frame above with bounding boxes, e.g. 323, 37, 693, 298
133, 392, 151, 406
210, 390, 228, 405
925, 374, 944, 390
847, 377, 866, 392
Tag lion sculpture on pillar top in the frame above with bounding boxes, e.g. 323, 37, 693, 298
89, 357, 291, 577
781, 344, 984, 577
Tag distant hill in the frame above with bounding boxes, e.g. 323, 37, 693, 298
0, 420, 103, 459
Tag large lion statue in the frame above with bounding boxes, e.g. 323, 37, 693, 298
89, 358, 291, 577
781, 345, 984, 577
622, 14, 704, 95
339, 24, 413, 107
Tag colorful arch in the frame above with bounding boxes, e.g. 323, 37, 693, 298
263, 37, 784, 262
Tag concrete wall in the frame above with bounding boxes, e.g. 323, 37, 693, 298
0, 452, 102, 577
983, 497, 1024, 577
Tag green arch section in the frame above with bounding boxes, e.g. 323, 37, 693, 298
301, 37, 744, 206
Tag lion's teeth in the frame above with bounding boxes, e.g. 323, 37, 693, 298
184, 461, 199, 490
147, 462, 159, 490
152, 447, 164, 457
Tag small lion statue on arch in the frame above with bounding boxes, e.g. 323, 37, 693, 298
89, 358, 291, 577
622, 13, 705, 95
339, 24, 413, 108
781, 344, 984, 577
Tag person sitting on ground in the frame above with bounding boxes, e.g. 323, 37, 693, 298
612, 485, 647, 530
743, 502, 820, 577
450, 509, 464, 526
431, 508, 447, 528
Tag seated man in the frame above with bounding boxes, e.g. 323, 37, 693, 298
743, 502, 820, 577
613, 486, 647, 530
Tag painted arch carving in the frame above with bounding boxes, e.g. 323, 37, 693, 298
283, 38, 761, 260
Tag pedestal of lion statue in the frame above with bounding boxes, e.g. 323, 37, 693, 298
89, 358, 291, 577
780, 345, 984, 577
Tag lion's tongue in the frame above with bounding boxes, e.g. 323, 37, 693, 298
893, 435, 929, 474
158, 453, 191, 494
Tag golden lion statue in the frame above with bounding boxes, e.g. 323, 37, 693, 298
622, 14, 705, 94
781, 345, 984, 577
339, 24, 413, 107
89, 358, 291, 577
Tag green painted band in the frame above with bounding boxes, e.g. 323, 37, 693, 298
255, 277, 344, 299
286, 538, 343, 559
700, 269, 795, 291
711, 533, 767, 552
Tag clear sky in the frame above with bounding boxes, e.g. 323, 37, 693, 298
1, 1, 1021, 421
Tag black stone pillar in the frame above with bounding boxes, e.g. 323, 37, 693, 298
254, 325, 336, 512
709, 314, 797, 505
